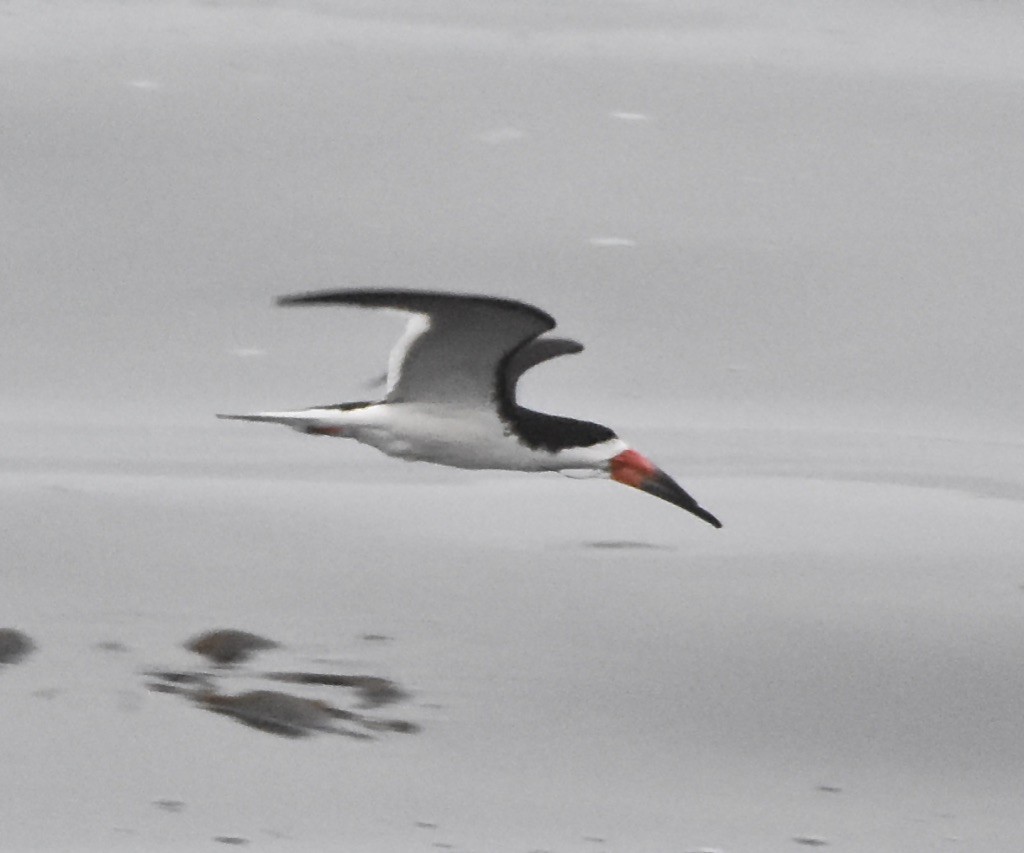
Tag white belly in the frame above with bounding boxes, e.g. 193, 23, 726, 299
283, 402, 625, 473
345, 403, 555, 471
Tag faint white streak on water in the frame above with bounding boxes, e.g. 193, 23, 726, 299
609, 111, 651, 121
475, 127, 526, 144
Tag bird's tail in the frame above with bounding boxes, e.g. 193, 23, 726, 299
216, 412, 321, 428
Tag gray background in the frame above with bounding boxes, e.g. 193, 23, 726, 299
2, 2, 1023, 851
5, 0, 1023, 439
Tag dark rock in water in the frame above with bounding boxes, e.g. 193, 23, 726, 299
197, 689, 340, 738
185, 630, 279, 665
265, 671, 408, 707
144, 670, 215, 699
148, 634, 419, 739
0, 629, 35, 665
146, 680, 187, 696
323, 705, 419, 734
146, 670, 215, 688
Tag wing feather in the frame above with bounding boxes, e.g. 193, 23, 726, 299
278, 289, 557, 405
503, 337, 583, 398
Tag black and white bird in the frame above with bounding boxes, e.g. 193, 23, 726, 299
219, 290, 721, 528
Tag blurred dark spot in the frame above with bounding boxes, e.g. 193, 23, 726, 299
793, 838, 829, 847
583, 541, 671, 551
583, 838, 606, 844
0, 629, 35, 665
816, 785, 842, 794
361, 633, 392, 642
415, 821, 438, 829
213, 837, 249, 846
32, 687, 60, 700
153, 799, 186, 814
185, 630, 279, 665
94, 640, 130, 653
262, 829, 290, 840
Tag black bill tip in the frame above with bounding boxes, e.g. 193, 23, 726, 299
640, 469, 723, 529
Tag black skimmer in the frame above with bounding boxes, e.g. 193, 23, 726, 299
219, 290, 721, 528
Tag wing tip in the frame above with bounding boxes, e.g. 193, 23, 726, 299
274, 289, 556, 329
276, 291, 320, 307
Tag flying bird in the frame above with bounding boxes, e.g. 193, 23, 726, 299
219, 290, 721, 528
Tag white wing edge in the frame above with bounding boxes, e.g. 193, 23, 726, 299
386, 312, 431, 397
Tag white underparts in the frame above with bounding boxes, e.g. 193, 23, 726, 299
230, 404, 627, 474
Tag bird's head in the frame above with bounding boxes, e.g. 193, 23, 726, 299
607, 448, 722, 528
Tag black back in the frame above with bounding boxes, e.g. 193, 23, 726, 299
502, 405, 617, 453
495, 347, 616, 452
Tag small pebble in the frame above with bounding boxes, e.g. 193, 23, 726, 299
0, 629, 35, 664
186, 629, 279, 665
